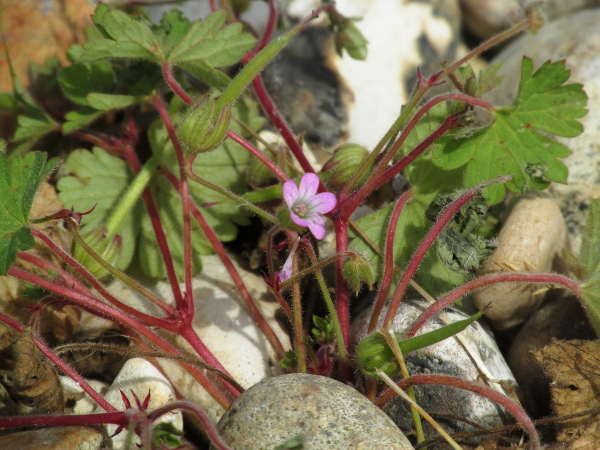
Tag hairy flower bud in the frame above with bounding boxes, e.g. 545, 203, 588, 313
73, 227, 122, 280
342, 252, 375, 294
178, 95, 231, 154
321, 143, 371, 191
356, 331, 401, 378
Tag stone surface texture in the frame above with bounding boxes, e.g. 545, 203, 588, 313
213, 373, 413, 449
353, 299, 517, 446
0, 426, 105, 450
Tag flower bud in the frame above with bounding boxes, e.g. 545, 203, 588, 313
356, 331, 401, 378
178, 95, 231, 154
342, 252, 375, 294
73, 227, 122, 280
321, 143, 371, 191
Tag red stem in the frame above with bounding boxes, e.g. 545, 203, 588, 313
368, 190, 413, 334
406, 272, 582, 338
226, 130, 289, 182
377, 374, 540, 449
162, 168, 286, 359
382, 177, 510, 327
162, 63, 193, 105
7, 267, 231, 407
251, 75, 315, 175
120, 129, 184, 309
334, 218, 351, 352
30, 229, 175, 327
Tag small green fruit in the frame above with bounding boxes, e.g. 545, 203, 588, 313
321, 143, 371, 191
178, 95, 232, 154
73, 227, 122, 280
342, 252, 375, 294
356, 331, 402, 378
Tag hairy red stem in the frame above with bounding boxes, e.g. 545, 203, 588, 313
383, 177, 510, 327
406, 272, 582, 338
227, 130, 289, 182
368, 190, 413, 334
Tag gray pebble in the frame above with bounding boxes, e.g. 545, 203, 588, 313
213, 373, 413, 449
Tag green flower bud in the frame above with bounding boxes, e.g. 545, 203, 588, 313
73, 227, 122, 280
178, 95, 232, 154
356, 331, 402, 378
342, 252, 375, 294
321, 143, 371, 191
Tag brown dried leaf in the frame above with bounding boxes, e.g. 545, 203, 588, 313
0, 0, 94, 92
4, 328, 64, 412
533, 339, 600, 445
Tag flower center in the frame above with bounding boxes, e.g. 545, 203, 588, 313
293, 202, 308, 217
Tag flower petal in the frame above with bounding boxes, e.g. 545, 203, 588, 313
297, 173, 320, 200
289, 210, 310, 228
306, 215, 326, 240
307, 192, 337, 215
282, 179, 299, 208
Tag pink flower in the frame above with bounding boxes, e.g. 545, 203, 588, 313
277, 237, 300, 284
283, 173, 337, 240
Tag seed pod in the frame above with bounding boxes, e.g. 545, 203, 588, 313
73, 227, 122, 280
355, 331, 401, 378
343, 252, 376, 294
473, 196, 567, 330
321, 143, 371, 191
178, 95, 232, 154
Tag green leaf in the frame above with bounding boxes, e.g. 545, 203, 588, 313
62, 108, 104, 133
58, 62, 115, 106
0, 152, 60, 275
167, 10, 256, 66
274, 435, 304, 450
432, 57, 587, 204
578, 199, 600, 279
357, 309, 486, 377
12, 115, 58, 142
86, 93, 147, 111
139, 98, 257, 278
57, 148, 142, 271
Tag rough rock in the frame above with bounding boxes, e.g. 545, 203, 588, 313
353, 298, 517, 447
213, 373, 413, 449
0, 426, 106, 450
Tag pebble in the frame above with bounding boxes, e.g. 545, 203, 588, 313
352, 298, 517, 446
485, 9, 600, 253
459, 0, 600, 40
213, 373, 413, 449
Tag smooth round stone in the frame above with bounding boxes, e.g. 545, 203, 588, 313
485, 9, 600, 253
459, 0, 600, 40
213, 373, 413, 449
352, 299, 517, 445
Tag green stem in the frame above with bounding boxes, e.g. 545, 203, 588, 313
105, 152, 162, 239
185, 163, 277, 223
215, 16, 315, 110
303, 245, 350, 363
291, 243, 307, 373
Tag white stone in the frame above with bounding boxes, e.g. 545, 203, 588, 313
353, 299, 517, 444
93, 358, 183, 450
60, 376, 109, 415
154, 255, 291, 425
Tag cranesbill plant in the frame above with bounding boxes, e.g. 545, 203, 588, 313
0, 1, 594, 448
